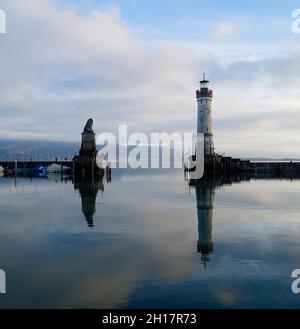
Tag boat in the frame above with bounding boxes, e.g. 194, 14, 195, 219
47, 163, 71, 173
32, 165, 48, 174
0, 166, 4, 177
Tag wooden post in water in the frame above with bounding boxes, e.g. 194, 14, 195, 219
14, 160, 18, 175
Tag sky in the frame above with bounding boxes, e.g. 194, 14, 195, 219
1, 0, 300, 157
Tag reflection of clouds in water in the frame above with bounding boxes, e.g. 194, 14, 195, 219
1, 173, 300, 307
214, 184, 300, 254
69, 238, 196, 308
0, 174, 197, 308
217, 180, 300, 211
0, 230, 197, 308
213, 290, 240, 307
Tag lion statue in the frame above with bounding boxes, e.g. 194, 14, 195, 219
83, 118, 94, 133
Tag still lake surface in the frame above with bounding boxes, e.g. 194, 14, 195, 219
0, 168, 300, 308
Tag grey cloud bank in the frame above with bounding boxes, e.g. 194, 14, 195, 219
0, 0, 300, 158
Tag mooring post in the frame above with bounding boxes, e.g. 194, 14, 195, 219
61, 163, 63, 181
15, 160, 18, 175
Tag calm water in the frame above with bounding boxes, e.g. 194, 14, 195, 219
0, 169, 300, 308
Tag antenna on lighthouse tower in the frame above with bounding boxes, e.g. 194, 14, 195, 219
200, 73, 209, 89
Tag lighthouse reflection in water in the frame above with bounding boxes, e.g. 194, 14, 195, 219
190, 178, 215, 266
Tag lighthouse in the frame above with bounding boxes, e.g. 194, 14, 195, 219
196, 74, 214, 156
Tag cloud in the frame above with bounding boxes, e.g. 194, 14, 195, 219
0, 0, 199, 140
213, 22, 237, 38
0, 0, 300, 157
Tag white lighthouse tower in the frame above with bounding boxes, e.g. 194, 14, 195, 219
196, 74, 214, 156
